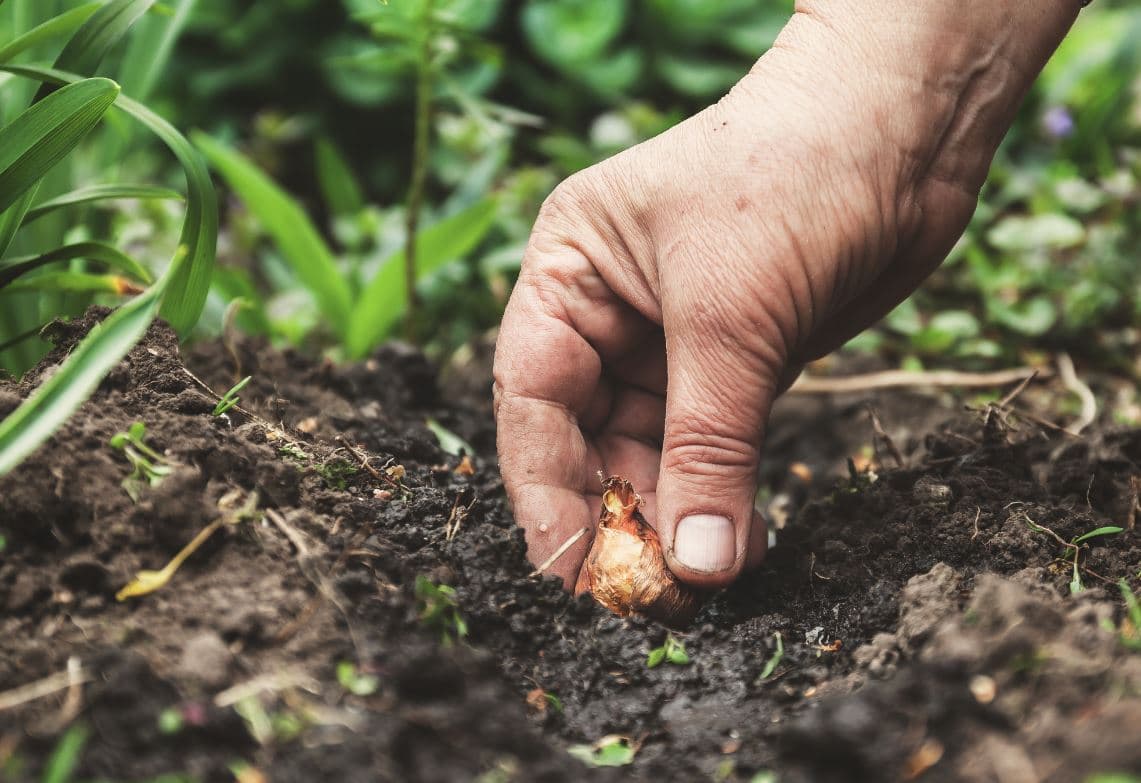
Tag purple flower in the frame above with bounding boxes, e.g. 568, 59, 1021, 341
1042, 106, 1075, 140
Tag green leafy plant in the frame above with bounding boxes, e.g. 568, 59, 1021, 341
414, 574, 468, 645
109, 420, 171, 500
758, 631, 784, 681
0, 0, 217, 478
1023, 516, 1123, 595
646, 632, 690, 668
1117, 579, 1141, 652
41, 723, 87, 783
212, 374, 251, 416
336, 661, 380, 696
567, 735, 637, 768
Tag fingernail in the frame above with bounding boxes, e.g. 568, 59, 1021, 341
673, 515, 735, 572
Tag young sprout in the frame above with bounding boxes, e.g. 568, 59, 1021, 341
336, 661, 380, 696
567, 735, 638, 768
414, 575, 468, 646
213, 375, 252, 416
109, 421, 173, 501
646, 633, 691, 668
757, 631, 784, 682
1118, 579, 1141, 651
1023, 515, 1123, 595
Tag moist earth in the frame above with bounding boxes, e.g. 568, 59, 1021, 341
1, 308, 1139, 782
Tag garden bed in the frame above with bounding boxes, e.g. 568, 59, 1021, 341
2, 309, 1139, 783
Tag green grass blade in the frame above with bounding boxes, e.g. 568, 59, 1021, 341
1073, 526, 1124, 545
52, 0, 155, 76
1, 270, 142, 294
0, 185, 37, 258
0, 77, 119, 215
23, 183, 183, 224
1, 241, 154, 287
194, 132, 352, 337
346, 197, 497, 358
118, 0, 194, 101
0, 3, 101, 65
315, 136, 364, 218
0, 250, 181, 476
42, 724, 89, 783
3, 64, 219, 335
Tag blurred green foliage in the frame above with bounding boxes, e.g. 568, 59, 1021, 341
1, 0, 1139, 373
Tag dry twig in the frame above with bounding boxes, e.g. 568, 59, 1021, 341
1057, 353, 1097, 435
788, 366, 1046, 395
530, 527, 589, 577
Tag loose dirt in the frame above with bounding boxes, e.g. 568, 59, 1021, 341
1, 309, 1139, 782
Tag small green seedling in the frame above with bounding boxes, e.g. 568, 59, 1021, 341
647, 633, 690, 668
568, 735, 637, 768
109, 421, 173, 501
544, 691, 564, 714
213, 375, 252, 416
42, 723, 88, 783
1117, 579, 1141, 652
336, 661, 380, 696
758, 632, 784, 682
415, 575, 468, 646
1024, 516, 1123, 594
158, 708, 184, 735
316, 458, 359, 490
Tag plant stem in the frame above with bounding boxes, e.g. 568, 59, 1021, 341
404, 0, 434, 341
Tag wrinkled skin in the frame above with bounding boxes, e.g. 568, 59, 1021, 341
493, 0, 1083, 612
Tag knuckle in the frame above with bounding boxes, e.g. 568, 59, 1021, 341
662, 420, 759, 478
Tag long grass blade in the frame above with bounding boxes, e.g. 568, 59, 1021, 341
1, 270, 143, 294
315, 136, 364, 219
194, 132, 353, 338
346, 197, 497, 358
23, 183, 182, 224
0, 241, 154, 287
118, 0, 195, 101
0, 186, 37, 258
51, 0, 155, 77
0, 250, 181, 476
0, 3, 101, 65
4, 64, 219, 335
0, 77, 119, 215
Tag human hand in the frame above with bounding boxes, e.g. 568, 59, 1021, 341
493, 1, 1081, 597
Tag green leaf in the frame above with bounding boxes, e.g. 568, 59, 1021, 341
912, 310, 980, 353
0, 251, 184, 476
884, 297, 922, 336
118, 0, 195, 102
987, 213, 1086, 251
657, 54, 742, 98
43, 724, 89, 783
0, 187, 38, 260
666, 646, 690, 665
568, 736, 637, 768
646, 647, 666, 668
1073, 526, 1124, 545
521, 0, 626, 68
315, 136, 365, 219
0, 270, 140, 295
0, 241, 153, 288
346, 198, 498, 358
52, 0, 155, 78
193, 132, 351, 338
988, 296, 1056, 336
0, 77, 120, 215
0, 3, 102, 65
758, 631, 783, 681
425, 417, 474, 457
23, 183, 183, 224
3, 65, 219, 335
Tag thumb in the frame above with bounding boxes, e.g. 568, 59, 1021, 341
657, 312, 782, 588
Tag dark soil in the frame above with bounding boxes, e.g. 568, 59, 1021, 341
2, 308, 1140, 783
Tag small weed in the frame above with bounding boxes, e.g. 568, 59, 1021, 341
316, 458, 358, 490
1023, 515, 1123, 594
157, 708, 184, 735
42, 723, 87, 783
415, 575, 468, 646
336, 661, 380, 696
1117, 579, 1141, 652
109, 421, 174, 501
213, 375, 252, 416
757, 632, 784, 682
544, 691, 564, 714
278, 443, 312, 463
0, 533, 6, 553
646, 633, 690, 668
568, 735, 638, 768
234, 696, 304, 745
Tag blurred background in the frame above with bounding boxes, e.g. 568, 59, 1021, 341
1, 0, 1139, 417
